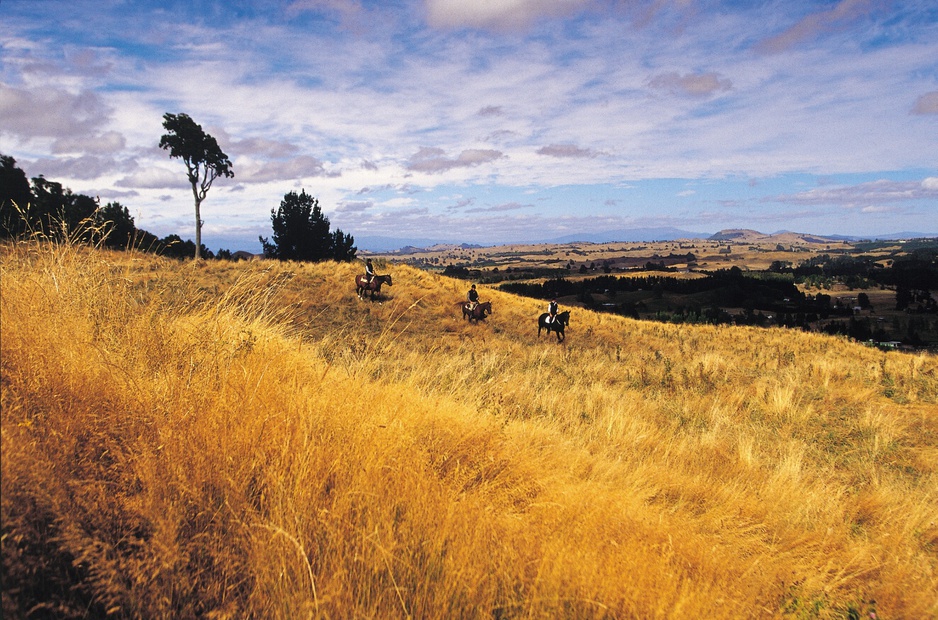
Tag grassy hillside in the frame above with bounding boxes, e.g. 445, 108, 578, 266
2, 240, 936, 619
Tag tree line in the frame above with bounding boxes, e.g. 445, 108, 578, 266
498, 256, 937, 347
501, 251, 936, 312
500, 267, 822, 306
0, 112, 356, 263
769, 251, 938, 313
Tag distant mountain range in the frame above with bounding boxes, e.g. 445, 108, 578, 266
356, 228, 937, 253
355, 228, 709, 252
707, 229, 938, 244
543, 227, 713, 244
355, 236, 461, 253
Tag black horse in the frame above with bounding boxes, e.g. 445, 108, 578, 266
462, 300, 492, 322
538, 310, 570, 342
355, 273, 392, 300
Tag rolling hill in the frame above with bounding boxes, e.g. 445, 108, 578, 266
2, 241, 936, 618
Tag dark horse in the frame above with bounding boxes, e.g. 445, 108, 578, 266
538, 310, 570, 342
355, 273, 392, 300
462, 301, 492, 322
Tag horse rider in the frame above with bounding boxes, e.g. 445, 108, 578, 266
547, 299, 558, 323
364, 258, 375, 285
467, 284, 480, 312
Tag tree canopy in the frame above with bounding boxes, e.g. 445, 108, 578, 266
159, 112, 233, 259
1, 155, 35, 237
93, 201, 137, 249
0, 156, 96, 240
260, 190, 356, 262
0, 154, 229, 258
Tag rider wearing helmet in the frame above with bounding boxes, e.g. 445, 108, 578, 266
364, 258, 375, 285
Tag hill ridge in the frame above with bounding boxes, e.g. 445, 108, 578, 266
2, 244, 936, 618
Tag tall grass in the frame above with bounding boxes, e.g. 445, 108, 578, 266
2, 240, 936, 619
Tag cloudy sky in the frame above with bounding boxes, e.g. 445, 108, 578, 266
2, 0, 936, 252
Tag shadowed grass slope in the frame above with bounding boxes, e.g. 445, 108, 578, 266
2, 242, 936, 619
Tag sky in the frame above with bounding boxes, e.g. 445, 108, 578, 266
1, 0, 936, 252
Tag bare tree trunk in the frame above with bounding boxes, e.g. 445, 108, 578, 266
194, 201, 202, 260
192, 183, 202, 260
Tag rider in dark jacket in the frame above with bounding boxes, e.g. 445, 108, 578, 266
547, 299, 558, 323
467, 284, 480, 311
364, 258, 375, 284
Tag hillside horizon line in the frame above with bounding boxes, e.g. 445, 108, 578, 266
355, 227, 938, 254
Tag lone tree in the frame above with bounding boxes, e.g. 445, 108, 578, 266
159, 113, 233, 259
260, 189, 356, 262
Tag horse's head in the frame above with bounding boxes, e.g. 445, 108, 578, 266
481, 301, 492, 314
385, 274, 393, 286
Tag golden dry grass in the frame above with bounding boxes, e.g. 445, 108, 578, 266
2, 239, 936, 619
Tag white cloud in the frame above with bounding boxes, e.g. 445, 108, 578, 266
26, 154, 132, 180
772, 178, 938, 206
860, 205, 895, 214
406, 148, 504, 173
52, 131, 126, 155
0, 84, 111, 139
238, 156, 337, 183
465, 201, 533, 213
116, 167, 188, 189
911, 91, 938, 115
647, 72, 732, 97
224, 135, 300, 159
536, 144, 602, 158
755, 0, 887, 54
477, 105, 504, 117
335, 200, 372, 213
425, 0, 588, 30
2, 0, 935, 246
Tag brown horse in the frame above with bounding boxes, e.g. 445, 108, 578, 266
538, 310, 570, 342
462, 301, 492, 322
355, 273, 392, 300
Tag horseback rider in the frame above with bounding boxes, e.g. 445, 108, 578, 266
467, 284, 480, 312
547, 299, 558, 323
364, 258, 375, 285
